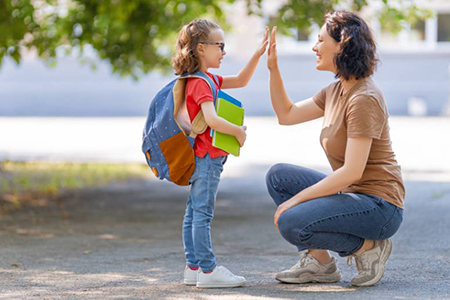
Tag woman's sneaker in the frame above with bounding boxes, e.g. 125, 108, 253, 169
196, 266, 246, 288
275, 250, 342, 284
183, 266, 198, 286
349, 239, 393, 287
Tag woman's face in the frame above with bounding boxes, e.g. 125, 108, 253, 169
312, 25, 340, 73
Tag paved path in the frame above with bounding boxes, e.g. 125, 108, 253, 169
0, 117, 449, 299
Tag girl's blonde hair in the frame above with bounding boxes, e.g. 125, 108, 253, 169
172, 19, 221, 75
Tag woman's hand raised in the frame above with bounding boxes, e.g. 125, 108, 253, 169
267, 27, 278, 71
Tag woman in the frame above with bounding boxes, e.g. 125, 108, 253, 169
265, 11, 405, 287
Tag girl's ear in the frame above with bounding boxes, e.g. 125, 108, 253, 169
197, 43, 204, 57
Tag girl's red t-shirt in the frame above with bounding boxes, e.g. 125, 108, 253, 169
185, 72, 228, 158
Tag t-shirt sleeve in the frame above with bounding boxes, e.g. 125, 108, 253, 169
346, 95, 386, 139
186, 79, 215, 106
186, 74, 222, 106
312, 87, 326, 110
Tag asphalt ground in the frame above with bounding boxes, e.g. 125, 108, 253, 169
0, 116, 449, 299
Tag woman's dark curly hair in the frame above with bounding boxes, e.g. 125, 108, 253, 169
324, 11, 379, 80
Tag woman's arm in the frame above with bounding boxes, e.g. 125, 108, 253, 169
200, 101, 247, 146
221, 28, 269, 89
267, 27, 324, 125
273, 136, 373, 228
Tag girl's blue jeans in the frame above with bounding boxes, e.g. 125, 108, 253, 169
183, 154, 227, 272
266, 163, 404, 257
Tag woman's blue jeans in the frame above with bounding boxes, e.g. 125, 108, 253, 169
182, 154, 226, 272
266, 163, 403, 257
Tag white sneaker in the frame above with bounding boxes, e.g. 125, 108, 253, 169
275, 250, 342, 284
349, 239, 393, 287
183, 266, 198, 286
196, 266, 246, 288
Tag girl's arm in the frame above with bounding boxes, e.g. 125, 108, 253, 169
221, 28, 269, 89
200, 101, 247, 146
273, 137, 373, 228
268, 27, 323, 125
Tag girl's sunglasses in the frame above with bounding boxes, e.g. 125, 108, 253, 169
199, 42, 225, 52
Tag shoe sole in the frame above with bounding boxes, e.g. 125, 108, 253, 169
196, 281, 246, 288
352, 239, 393, 287
275, 271, 342, 284
183, 280, 196, 286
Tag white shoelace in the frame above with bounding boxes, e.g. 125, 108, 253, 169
347, 253, 370, 275
291, 251, 314, 270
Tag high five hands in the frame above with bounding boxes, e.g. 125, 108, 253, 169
254, 26, 277, 70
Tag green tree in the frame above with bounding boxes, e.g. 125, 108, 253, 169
0, 0, 233, 79
251, 0, 432, 41
0, 0, 431, 79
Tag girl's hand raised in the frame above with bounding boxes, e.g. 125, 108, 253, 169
267, 27, 278, 70
254, 27, 269, 57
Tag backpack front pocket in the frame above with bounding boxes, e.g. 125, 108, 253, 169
159, 131, 195, 186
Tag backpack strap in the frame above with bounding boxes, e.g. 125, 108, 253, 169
184, 71, 218, 103
180, 72, 219, 138
211, 74, 221, 106
211, 73, 220, 85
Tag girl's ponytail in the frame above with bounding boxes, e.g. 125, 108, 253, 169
172, 19, 220, 75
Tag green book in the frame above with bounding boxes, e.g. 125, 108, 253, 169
212, 97, 245, 157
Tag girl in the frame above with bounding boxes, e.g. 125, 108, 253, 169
266, 11, 404, 287
172, 19, 268, 288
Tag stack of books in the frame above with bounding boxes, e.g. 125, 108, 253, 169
211, 90, 245, 157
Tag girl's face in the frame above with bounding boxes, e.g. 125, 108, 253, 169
312, 25, 340, 73
197, 28, 226, 70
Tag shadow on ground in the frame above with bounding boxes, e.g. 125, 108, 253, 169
0, 163, 449, 299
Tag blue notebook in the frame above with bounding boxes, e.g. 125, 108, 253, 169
217, 90, 242, 107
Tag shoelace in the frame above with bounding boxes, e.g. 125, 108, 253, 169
347, 254, 370, 275
291, 251, 313, 270
347, 255, 354, 267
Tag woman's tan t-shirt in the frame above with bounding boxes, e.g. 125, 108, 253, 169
313, 77, 405, 208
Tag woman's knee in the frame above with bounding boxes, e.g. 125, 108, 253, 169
278, 211, 304, 243
278, 213, 293, 241
278, 207, 315, 245
266, 163, 289, 189
266, 164, 290, 205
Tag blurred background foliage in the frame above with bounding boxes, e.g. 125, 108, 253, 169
0, 0, 431, 79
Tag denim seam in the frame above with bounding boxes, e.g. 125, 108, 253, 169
297, 206, 379, 251
203, 157, 215, 272
276, 178, 307, 196
299, 205, 380, 242
379, 207, 398, 239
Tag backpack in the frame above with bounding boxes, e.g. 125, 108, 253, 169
142, 71, 219, 186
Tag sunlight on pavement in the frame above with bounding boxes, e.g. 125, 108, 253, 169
169, 296, 288, 300
289, 285, 357, 292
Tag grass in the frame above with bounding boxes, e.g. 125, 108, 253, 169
0, 161, 150, 211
